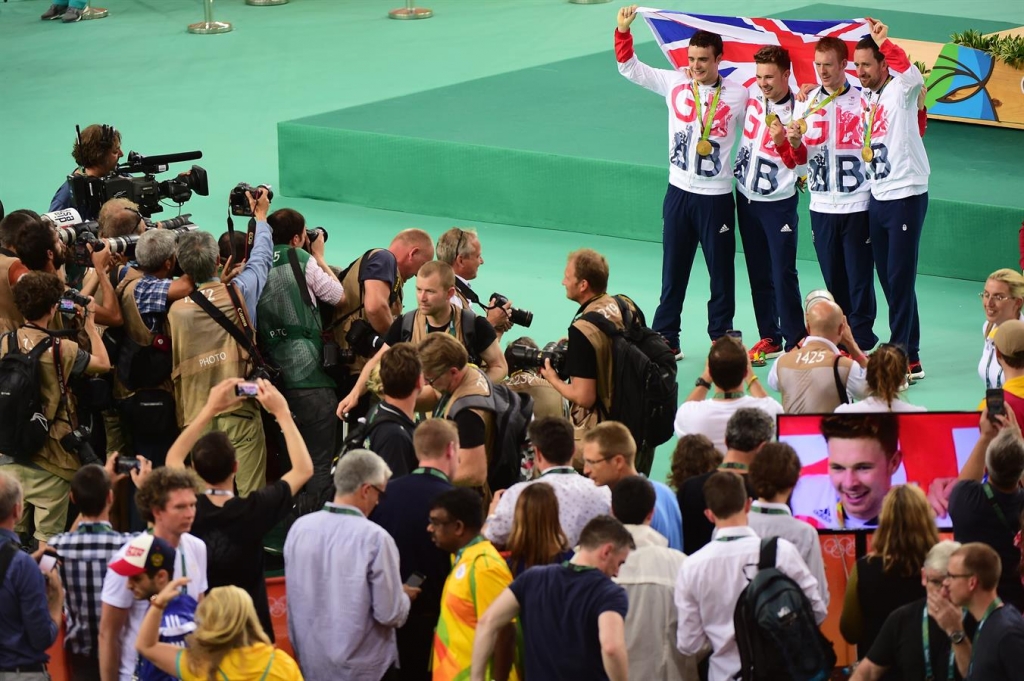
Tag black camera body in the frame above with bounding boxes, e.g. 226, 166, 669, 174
490, 293, 533, 328
60, 425, 101, 466
229, 183, 274, 217
321, 341, 356, 369
509, 341, 568, 379
70, 151, 209, 218
247, 363, 281, 385
345, 319, 385, 358
306, 226, 328, 244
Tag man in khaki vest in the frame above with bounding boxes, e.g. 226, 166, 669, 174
418, 333, 498, 488
167, 190, 273, 496
435, 226, 513, 337
0, 271, 111, 552
0, 210, 32, 335
768, 298, 871, 413
337, 261, 506, 418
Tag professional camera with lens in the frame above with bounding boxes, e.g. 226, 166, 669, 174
345, 319, 385, 358
59, 424, 101, 466
508, 340, 568, 379
229, 183, 274, 217
57, 288, 91, 319
321, 341, 356, 370
70, 151, 209, 218
306, 226, 328, 244
69, 224, 198, 267
490, 293, 533, 328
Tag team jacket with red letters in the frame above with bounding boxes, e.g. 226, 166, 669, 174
735, 88, 799, 202
616, 29, 746, 196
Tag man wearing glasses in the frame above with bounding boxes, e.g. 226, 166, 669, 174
435, 227, 514, 337
285, 449, 421, 681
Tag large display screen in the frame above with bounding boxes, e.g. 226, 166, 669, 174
778, 412, 982, 530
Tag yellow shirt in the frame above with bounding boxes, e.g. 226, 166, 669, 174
976, 374, 1024, 410
176, 643, 303, 681
432, 537, 518, 681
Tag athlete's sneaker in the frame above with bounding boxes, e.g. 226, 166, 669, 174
908, 361, 925, 380
61, 6, 83, 21
669, 346, 684, 361
748, 338, 783, 367
40, 3, 67, 19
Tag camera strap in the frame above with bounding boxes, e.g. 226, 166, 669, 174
188, 285, 267, 368
455, 279, 481, 306
49, 334, 79, 430
225, 211, 257, 263
288, 249, 315, 310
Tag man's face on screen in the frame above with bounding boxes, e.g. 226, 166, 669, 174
827, 437, 899, 521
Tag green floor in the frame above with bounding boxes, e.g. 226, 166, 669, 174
2, 0, 1023, 483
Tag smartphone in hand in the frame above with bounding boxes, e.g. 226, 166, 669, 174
38, 551, 58, 574
987, 388, 1006, 423
405, 572, 426, 589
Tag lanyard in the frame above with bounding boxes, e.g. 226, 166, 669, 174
322, 503, 363, 517
540, 467, 577, 477
75, 522, 115, 534
204, 489, 234, 497
716, 535, 745, 542
750, 505, 789, 516
714, 391, 746, 399
922, 606, 955, 681
412, 467, 451, 482
691, 78, 723, 143
562, 560, 596, 572
432, 392, 452, 419
983, 483, 1012, 531
426, 308, 458, 338
719, 462, 748, 472
863, 76, 893, 158
969, 599, 1003, 676
455, 535, 486, 565
984, 336, 1003, 390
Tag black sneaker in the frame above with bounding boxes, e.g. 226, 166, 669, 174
40, 4, 66, 19
61, 6, 83, 22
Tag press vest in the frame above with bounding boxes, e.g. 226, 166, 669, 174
570, 293, 624, 422
4, 326, 82, 480
168, 282, 252, 426
330, 249, 404, 375
773, 339, 852, 414
256, 246, 333, 391
0, 255, 24, 336
403, 305, 481, 364
442, 365, 497, 464
506, 370, 566, 421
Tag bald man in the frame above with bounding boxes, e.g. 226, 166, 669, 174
768, 300, 870, 413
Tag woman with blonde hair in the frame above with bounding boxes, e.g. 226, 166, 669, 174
980, 268, 1024, 388
137, 582, 303, 680
840, 484, 940, 663
504, 483, 573, 576
835, 344, 926, 413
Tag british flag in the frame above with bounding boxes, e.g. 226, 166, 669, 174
636, 8, 870, 90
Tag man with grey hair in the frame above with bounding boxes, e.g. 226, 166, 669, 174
284, 450, 418, 680
167, 190, 273, 496
435, 227, 512, 334
851, 540, 964, 681
0, 470, 64, 679
948, 410, 1024, 610
768, 298, 871, 414
109, 228, 194, 465
679, 408, 772, 555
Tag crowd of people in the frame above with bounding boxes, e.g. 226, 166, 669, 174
2, 6, 1024, 681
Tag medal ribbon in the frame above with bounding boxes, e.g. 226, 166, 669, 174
803, 84, 847, 119
691, 78, 723, 145
863, 76, 893, 155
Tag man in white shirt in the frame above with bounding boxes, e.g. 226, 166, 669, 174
769, 298, 870, 413
485, 417, 610, 548
675, 336, 784, 452
434, 226, 513, 337
747, 442, 829, 606
99, 468, 208, 681
611, 475, 697, 681
675, 472, 827, 681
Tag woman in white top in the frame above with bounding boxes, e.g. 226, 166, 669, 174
836, 344, 926, 413
979, 268, 1024, 389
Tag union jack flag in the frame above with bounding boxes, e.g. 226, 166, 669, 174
636, 8, 870, 90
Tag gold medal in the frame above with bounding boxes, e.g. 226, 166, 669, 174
697, 140, 713, 156
765, 113, 778, 127
797, 119, 808, 134
862, 147, 874, 162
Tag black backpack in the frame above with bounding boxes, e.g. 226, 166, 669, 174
448, 381, 534, 492
0, 332, 54, 464
734, 537, 836, 681
581, 295, 677, 450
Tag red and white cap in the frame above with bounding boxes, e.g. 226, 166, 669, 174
109, 534, 176, 577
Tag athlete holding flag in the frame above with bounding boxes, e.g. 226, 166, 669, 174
615, 4, 746, 356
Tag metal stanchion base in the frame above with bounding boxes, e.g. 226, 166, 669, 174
246, 0, 288, 6
388, 6, 432, 19
82, 6, 108, 19
188, 19, 232, 33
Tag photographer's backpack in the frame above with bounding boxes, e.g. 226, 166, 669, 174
581, 295, 677, 451
399, 308, 480, 365
734, 537, 836, 681
448, 382, 534, 492
0, 332, 54, 464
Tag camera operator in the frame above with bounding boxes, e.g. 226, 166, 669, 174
0, 272, 111, 553
325, 228, 433, 403
255, 207, 344, 513
109, 229, 195, 465
167, 190, 273, 497
435, 227, 513, 337
50, 125, 123, 219
505, 337, 569, 421
335, 261, 507, 418
540, 249, 639, 460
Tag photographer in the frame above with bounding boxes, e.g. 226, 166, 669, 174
167, 190, 273, 497
110, 229, 195, 465
336, 261, 506, 418
50, 124, 123, 219
435, 227, 513, 337
504, 337, 568, 421
0, 271, 111, 553
255, 207, 343, 512
0, 210, 33, 335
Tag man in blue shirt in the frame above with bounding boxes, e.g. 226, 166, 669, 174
0, 470, 63, 679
